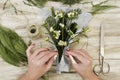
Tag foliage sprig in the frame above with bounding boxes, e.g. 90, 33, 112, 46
24, 0, 83, 7
91, 0, 117, 15
2, 0, 117, 15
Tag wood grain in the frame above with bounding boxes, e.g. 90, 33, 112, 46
0, 0, 120, 80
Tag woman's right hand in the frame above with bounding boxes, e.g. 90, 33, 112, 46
66, 49, 99, 80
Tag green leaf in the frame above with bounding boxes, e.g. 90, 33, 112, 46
60, 0, 83, 5
69, 22, 78, 33
51, 7, 56, 17
3, 0, 9, 10
91, 0, 117, 15
0, 41, 21, 66
0, 26, 27, 66
25, 0, 84, 7
25, 0, 47, 8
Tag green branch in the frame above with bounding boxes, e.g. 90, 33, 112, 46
3, 0, 24, 14
90, 0, 117, 15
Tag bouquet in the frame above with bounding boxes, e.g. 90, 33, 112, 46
42, 7, 92, 73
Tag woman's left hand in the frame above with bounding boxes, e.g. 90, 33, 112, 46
20, 44, 57, 80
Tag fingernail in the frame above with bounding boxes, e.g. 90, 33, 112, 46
66, 49, 70, 51
66, 50, 70, 53
55, 50, 58, 52
66, 54, 69, 58
54, 55, 57, 60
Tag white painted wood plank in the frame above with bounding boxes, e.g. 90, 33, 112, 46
0, 58, 120, 80
0, 0, 120, 80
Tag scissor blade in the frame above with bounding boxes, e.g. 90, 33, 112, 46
100, 24, 104, 57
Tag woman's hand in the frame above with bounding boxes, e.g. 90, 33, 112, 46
66, 49, 99, 80
20, 44, 57, 80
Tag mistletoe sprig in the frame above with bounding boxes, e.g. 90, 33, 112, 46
42, 7, 88, 62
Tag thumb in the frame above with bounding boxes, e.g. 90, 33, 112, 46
26, 44, 35, 57
46, 55, 57, 70
69, 55, 80, 72
69, 54, 77, 64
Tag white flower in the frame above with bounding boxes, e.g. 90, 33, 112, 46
50, 27, 54, 32
55, 11, 63, 19
58, 12, 63, 18
75, 11, 78, 15
67, 12, 71, 18
58, 40, 67, 46
59, 23, 64, 28
55, 10, 59, 15
67, 12, 75, 18
53, 30, 61, 39
55, 16, 58, 19
71, 12, 75, 16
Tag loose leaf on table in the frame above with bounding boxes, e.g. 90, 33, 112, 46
0, 26, 27, 66
91, 0, 117, 15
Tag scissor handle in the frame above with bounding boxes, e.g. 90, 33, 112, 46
93, 64, 102, 75
93, 62, 110, 75
102, 61, 110, 75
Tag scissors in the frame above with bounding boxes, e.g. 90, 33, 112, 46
93, 23, 110, 75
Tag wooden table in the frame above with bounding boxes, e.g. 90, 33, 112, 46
0, 0, 120, 80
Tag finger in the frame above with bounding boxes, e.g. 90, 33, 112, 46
67, 50, 86, 63
69, 55, 80, 71
46, 55, 56, 70
26, 44, 35, 57
40, 51, 57, 64
36, 51, 49, 60
32, 48, 49, 58
74, 49, 92, 61
79, 49, 93, 60
69, 55, 77, 64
